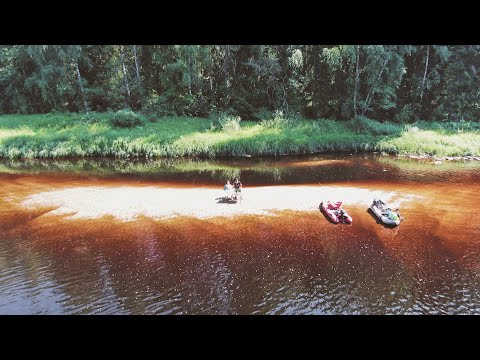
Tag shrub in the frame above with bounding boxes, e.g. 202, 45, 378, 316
143, 95, 172, 117
183, 93, 211, 117
260, 110, 292, 129
80, 113, 102, 125
218, 114, 242, 132
352, 116, 399, 136
109, 109, 144, 128
253, 108, 273, 121
394, 104, 415, 123
146, 113, 159, 123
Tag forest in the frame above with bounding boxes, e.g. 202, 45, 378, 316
1, 45, 479, 122
0, 45, 479, 159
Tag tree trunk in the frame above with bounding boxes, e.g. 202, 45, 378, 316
133, 45, 142, 86
362, 57, 388, 115
187, 46, 193, 94
120, 45, 131, 99
353, 45, 360, 118
133, 45, 145, 107
312, 45, 321, 115
74, 58, 90, 113
420, 45, 430, 101
40, 68, 57, 110
224, 45, 230, 91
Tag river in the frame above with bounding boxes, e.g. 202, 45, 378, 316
1, 154, 480, 314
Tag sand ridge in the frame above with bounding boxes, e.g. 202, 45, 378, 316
21, 185, 421, 221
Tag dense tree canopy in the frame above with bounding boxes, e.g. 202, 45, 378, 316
0, 45, 479, 121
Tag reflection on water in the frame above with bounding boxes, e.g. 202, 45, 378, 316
2, 154, 480, 185
1, 154, 480, 314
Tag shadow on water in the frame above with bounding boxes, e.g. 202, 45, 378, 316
318, 204, 334, 224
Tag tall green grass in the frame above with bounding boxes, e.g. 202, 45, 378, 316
0, 113, 479, 158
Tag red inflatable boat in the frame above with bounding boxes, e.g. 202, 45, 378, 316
320, 201, 353, 224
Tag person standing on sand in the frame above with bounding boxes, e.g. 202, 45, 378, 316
233, 177, 242, 198
223, 180, 234, 200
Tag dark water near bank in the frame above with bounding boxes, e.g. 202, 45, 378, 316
1, 154, 480, 314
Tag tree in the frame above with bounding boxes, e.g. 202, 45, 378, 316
440, 45, 480, 121
0, 44, 478, 122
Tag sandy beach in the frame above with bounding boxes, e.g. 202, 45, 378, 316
20, 185, 421, 221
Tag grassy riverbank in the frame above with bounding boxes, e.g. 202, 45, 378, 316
0, 113, 479, 159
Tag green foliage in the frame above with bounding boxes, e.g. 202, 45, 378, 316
143, 95, 173, 117
183, 93, 211, 117
146, 113, 159, 123
394, 104, 415, 123
378, 128, 480, 157
80, 112, 103, 125
1, 44, 480, 131
1, 114, 478, 159
260, 110, 293, 129
253, 108, 274, 121
439, 45, 480, 122
352, 116, 399, 136
218, 114, 242, 132
109, 109, 144, 128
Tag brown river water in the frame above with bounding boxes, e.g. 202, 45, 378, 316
1, 154, 480, 314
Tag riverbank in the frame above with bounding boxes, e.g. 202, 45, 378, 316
1, 113, 479, 159
396, 154, 480, 162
